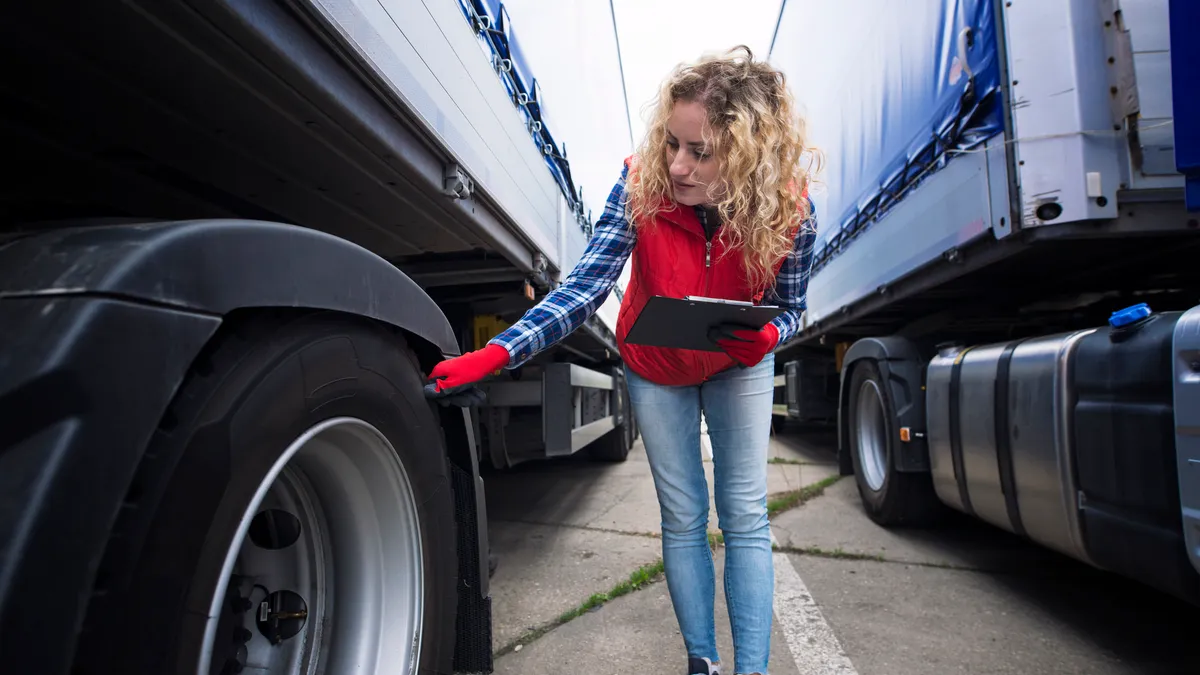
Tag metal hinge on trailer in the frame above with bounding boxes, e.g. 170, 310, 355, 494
522, 254, 551, 296
442, 163, 474, 200
454, 0, 591, 233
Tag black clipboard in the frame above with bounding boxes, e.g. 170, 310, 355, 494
624, 295, 784, 352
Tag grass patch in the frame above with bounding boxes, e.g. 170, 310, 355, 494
766, 474, 842, 517
767, 457, 830, 466
572, 559, 665, 616
495, 476, 842, 657
708, 531, 724, 549
701, 476, 840, 553
494, 559, 666, 657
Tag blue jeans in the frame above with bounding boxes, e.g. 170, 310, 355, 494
625, 354, 775, 674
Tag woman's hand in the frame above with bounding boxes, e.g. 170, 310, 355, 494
428, 343, 510, 391
711, 323, 779, 367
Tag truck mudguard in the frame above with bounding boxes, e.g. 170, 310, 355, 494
0, 219, 481, 675
838, 336, 931, 476
0, 219, 460, 356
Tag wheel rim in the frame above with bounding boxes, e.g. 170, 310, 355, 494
199, 418, 424, 675
855, 380, 889, 492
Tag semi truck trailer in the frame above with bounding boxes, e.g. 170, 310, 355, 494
769, 0, 1200, 605
0, 0, 634, 673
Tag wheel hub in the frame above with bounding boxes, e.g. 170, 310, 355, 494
200, 418, 424, 675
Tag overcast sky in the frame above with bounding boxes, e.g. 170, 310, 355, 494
495, 0, 786, 295
608, 0, 783, 288
612, 0, 782, 145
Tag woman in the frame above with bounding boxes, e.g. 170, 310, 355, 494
431, 46, 818, 675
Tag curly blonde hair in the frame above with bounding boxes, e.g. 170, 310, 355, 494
625, 46, 820, 290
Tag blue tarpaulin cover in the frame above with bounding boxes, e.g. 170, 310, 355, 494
1169, 0, 1200, 211
457, 0, 592, 228
769, 0, 1005, 271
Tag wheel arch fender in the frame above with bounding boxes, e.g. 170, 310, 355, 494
837, 336, 931, 476
0, 219, 462, 361
0, 220, 492, 674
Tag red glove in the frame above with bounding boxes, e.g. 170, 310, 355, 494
428, 343, 510, 391
714, 323, 779, 367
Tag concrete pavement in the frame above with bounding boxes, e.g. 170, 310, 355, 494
492, 548, 806, 675
483, 429, 1200, 674
772, 478, 1200, 675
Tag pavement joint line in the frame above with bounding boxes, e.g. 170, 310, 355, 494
490, 475, 846, 661
707, 476, 843, 552
770, 543, 1087, 579
496, 474, 843, 550
490, 518, 661, 539
766, 474, 842, 517
492, 559, 666, 659
582, 480, 643, 524
771, 543, 888, 563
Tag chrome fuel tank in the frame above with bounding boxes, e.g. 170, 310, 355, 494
927, 305, 1199, 601
926, 330, 1097, 564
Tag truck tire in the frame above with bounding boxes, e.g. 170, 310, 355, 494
628, 396, 640, 443
590, 422, 632, 462
589, 380, 633, 462
847, 359, 941, 526
74, 311, 458, 675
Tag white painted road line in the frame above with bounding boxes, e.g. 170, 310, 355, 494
773, 550, 858, 674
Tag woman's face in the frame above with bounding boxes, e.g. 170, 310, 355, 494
665, 100, 719, 206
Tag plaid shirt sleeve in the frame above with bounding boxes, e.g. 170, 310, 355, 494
488, 165, 635, 369
763, 201, 818, 346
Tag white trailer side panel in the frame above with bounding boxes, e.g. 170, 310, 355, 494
300, 0, 566, 272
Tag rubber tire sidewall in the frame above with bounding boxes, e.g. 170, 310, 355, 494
588, 379, 632, 462
623, 380, 637, 449
848, 360, 894, 518
78, 313, 458, 674
847, 359, 942, 527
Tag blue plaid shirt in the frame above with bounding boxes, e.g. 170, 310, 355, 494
490, 164, 818, 369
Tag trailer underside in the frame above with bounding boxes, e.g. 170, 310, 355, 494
782, 205, 1200, 354
0, 0, 616, 361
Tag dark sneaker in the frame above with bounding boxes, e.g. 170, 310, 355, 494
688, 656, 720, 675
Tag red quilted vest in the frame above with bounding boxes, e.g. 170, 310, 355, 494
616, 158, 791, 386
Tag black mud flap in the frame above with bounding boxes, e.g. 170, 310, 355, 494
450, 462, 493, 673
434, 396, 493, 673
